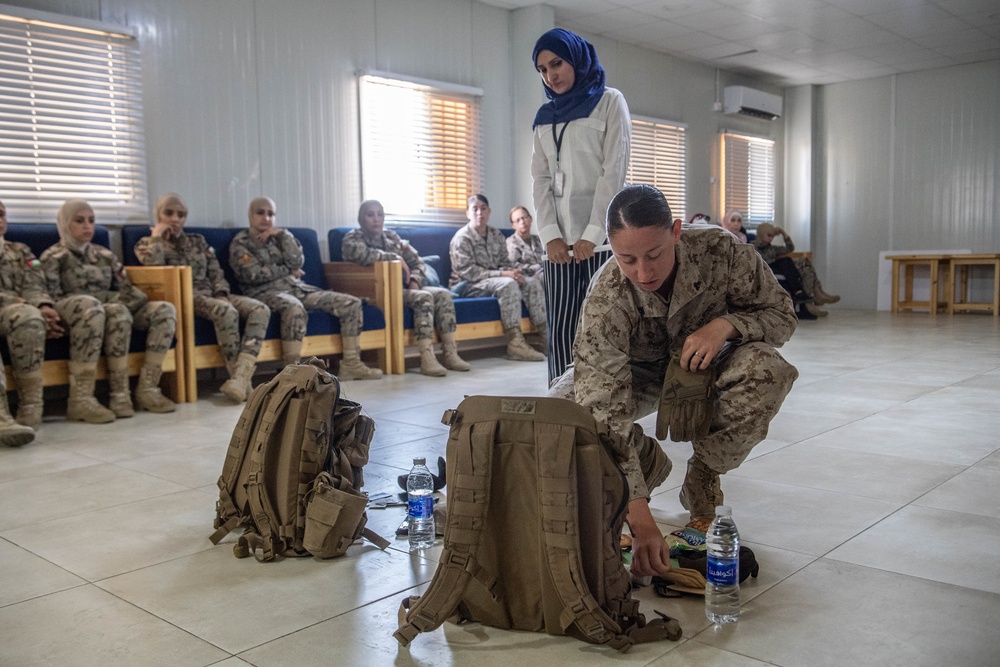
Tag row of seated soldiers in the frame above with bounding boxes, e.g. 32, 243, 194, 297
0, 194, 548, 448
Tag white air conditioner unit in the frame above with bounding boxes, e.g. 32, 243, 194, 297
723, 85, 782, 120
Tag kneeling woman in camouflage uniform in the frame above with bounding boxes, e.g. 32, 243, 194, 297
230, 197, 381, 381
41, 199, 177, 422
342, 200, 470, 376
134, 193, 270, 402
551, 184, 798, 578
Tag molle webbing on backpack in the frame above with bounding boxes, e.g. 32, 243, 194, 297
210, 359, 386, 561
395, 396, 679, 652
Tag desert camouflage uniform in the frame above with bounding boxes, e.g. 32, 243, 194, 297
449, 223, 546, 331
341, 228, 457, 341
551, 225, 798, 501
40, 242, 175, 360
0, 241, 49, 373
229, 229, 363, 340
134, 233, 269, 363
506, 233, 544, 279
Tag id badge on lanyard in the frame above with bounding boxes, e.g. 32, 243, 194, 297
552, 122, 569, 198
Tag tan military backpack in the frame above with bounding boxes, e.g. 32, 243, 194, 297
394, 395, 681, 652
210, 358, 388, 561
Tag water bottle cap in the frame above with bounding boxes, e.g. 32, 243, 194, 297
413, 457, 426, 466
715, 505, 732, 517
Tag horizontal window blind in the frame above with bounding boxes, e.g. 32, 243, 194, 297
360, 73, 483, 224
722, 132, 774, 225
0, 10, 148, 223
627, 116, 686, 222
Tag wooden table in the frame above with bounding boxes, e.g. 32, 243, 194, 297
886, 254, 951, 315
947, 253, 1000, 316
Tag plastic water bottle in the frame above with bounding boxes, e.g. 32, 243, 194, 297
407, 457, 435, 551
705, 505, 741, 624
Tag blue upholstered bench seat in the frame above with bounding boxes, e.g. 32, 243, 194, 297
327, 225, 525, 331
122, 225, 385, 348
2, 223, 167, 364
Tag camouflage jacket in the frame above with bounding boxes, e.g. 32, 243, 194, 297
0, 240, 55, 309
229, 229, 316, 296
134, 232, 231, 297
448, 223, 512, 287
40, 242, 148, 312
341, 229, 428, 286
751, 236, 795, 265
574, 225, 797, 499
506, 233, 544, 277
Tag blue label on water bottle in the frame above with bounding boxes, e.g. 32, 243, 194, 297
408, 494, 434, 520
707, 556, 738, 586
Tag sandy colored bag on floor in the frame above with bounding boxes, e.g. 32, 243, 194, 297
210, 358, 388, 561
394, 395, 681, 653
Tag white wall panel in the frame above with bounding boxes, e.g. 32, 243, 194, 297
816, 78, 893, 309
892, 61, 999, 251
109, 0, 261, 227
252, 0, 374, 233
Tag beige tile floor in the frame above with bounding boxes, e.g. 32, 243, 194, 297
1, 310, 998, 666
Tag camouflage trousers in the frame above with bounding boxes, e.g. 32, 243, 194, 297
256, 288, 363, 341
105, 301, 176, 357
404, 285, 457, 341
463, 276, 546, 331
0, 303, 46, 373
194, 293, 269, 364
58, 297, 177, 359
794, 256, 820, 296
551, 342, 797, 490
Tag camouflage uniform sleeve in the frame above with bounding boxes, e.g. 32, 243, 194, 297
230, 232, 280, 287
201, 241, 231, 297
133, 236, 167, 265
109, 252, 149, 311
751, 239, 779, 265
491, 230, 514, 270
527, 237, 544, 277
397, 237, 427, 286
39, 246, 66, 299
280, 230, 305, 272
19, 246, 55, 308
506, 235, 522, 268
573, 283, 650, 500
722, 243, 797, 347
449, 229, 494, 283
342, 230, 393, 265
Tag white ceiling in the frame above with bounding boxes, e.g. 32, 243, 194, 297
486, 0, 1000, 86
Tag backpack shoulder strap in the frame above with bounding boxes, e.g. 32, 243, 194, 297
532, 399, 633, 651
210, 380, 273, 545
240, 375, 307, 561
394, 403, 495, 647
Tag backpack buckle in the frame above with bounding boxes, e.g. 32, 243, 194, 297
441, 409, 458, 426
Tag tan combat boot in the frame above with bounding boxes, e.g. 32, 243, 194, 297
12, 369, 44, 429
505, 327, 545, 362
106, 356, 135, 418
282, 340, 303, 367
804, 302, 829, 318
439, 331, 470, 372
0, 391, 34, 447
679, 458, 723, 532
135, 352, 176, 413
813, 284, 840, 305
67, 361, 116, 424
418, 338, 447, 377
534, 322, 548, 347
338, 336, 383, 380
220, 352, 258, 402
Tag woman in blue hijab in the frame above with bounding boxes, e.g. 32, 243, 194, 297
531, 29, 631, 384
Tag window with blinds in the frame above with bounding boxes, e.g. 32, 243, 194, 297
359, 73, 484, 223
721, 132, 774, 225
0, 10, 147, 223
626, 116, 686, 222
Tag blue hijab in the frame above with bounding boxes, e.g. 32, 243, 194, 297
531, 29, 606, 129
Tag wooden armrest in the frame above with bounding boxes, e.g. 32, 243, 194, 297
323, 261, 381, 301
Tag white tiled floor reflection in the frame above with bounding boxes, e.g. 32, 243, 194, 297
0, 310, 998, 665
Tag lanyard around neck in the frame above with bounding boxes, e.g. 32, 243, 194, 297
552, 122, 569, 163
